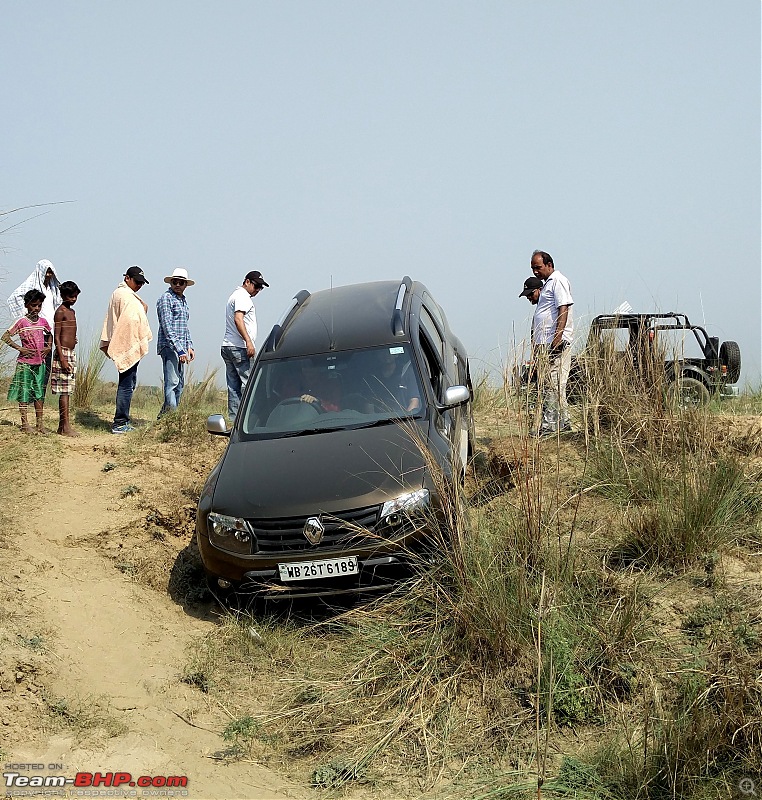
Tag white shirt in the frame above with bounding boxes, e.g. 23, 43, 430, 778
41, 288, 57, 333
532, 270, 574, 345
222, 286, 257, 348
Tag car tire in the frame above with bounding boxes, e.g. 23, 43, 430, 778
667, 376, 711, 409
719, 341, 741, 383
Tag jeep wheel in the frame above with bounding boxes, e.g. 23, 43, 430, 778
667, 376, 710, 409
719, 340, 741, 383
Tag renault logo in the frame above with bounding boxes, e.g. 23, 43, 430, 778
303, 516, 324, 545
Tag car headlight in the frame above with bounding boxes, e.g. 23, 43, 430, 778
207, 512, 257, 554
379, 489, 430, 529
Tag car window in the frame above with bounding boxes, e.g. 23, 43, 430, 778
418, 331, 444, 399
239, 346, 424, 437
422, 295, 446, 338
420, 306, 445, 360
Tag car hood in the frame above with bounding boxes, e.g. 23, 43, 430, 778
211, 421, 429, 518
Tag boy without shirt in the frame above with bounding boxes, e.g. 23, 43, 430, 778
51, 281, 81, 437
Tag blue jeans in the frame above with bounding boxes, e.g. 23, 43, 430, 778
159, 348, 184, 417
113, 362, 139, 428
221, 346, 253, 420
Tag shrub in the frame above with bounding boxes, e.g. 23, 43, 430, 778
154, 368, 223, 445
616, 456, 758, 569
72, 338, 107, 409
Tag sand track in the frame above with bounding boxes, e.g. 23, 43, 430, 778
5, 433, 306, 800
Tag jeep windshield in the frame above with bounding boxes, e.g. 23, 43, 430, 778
238, 345, 424, 437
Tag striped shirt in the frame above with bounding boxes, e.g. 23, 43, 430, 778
8, 315, 52, 365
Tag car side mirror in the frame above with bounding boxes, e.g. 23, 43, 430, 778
440, 385, 470, 410
206, 414, 231, 436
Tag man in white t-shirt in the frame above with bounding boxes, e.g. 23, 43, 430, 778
221, 270, 269, 420
528, 250, 574, 436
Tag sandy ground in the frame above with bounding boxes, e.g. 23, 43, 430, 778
2, 430, 309, 800
3, 408, 761, 800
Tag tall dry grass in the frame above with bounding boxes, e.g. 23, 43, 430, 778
154, 367, 223, 445
72, 338, 108, 409
573, 336, 762, 569
176, 347, 762, 797
184, 418, 658, 792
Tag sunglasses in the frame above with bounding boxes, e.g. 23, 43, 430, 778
171, 279, 187, 286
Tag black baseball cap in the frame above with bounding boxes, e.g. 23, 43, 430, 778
125, 266, 149, 285
245, 270, 269, 288
519, 276, 543, 298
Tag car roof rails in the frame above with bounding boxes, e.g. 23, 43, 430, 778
391, 276, 412, 336
263, 289, 311, 352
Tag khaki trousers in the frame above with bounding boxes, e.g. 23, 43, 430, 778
533, 345, 572, 433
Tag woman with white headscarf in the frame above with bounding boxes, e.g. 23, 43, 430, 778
7, 259, 62, 326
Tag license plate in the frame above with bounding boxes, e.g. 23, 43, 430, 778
278, 556, 359, 582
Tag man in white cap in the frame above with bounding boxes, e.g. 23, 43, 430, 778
156, 267, 195, 417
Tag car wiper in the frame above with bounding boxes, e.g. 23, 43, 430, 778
352, 417, 400, 429
282, 425, 348, 436
273, 416, 411, 437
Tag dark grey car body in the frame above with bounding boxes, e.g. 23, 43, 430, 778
196, 278, 473, 599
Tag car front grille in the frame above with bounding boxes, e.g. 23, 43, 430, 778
247, 505, 380, 553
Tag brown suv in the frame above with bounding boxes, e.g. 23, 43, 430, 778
196, 277, 473, 601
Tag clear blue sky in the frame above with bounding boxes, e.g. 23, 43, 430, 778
2, 1, 759, 387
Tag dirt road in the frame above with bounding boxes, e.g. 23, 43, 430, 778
3, 431, 308, 800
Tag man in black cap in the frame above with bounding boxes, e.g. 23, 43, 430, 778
518, 276, 544, 420
221, 270, 269, 420
519, 276, 544, 305
100, 267, 152, 433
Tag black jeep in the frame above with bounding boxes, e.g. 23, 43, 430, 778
566, 312, 741, 407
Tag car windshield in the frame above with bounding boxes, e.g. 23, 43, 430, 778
239, 345, 424, 436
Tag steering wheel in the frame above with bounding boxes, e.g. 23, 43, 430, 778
266, 396, 322, 427
303, 394, 330, 412
275, 396, 306, 406
274, 396, 324, 412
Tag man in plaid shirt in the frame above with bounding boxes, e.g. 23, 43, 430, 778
157, 267, 195, 417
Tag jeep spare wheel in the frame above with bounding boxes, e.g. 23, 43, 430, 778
719, 341, 741, 383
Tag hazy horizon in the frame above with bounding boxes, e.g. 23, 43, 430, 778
2, 1, 759, 390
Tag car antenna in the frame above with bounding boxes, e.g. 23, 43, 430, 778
329, 275, 335, 350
